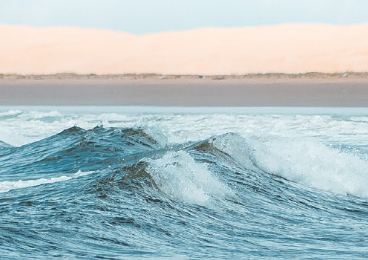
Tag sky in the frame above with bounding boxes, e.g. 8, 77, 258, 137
1, 0, 368, 34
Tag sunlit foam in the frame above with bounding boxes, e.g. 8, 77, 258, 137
145, 151, 232, 205
213, 134, 368, 198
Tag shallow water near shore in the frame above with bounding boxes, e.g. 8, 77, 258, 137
1, 106, 368, 259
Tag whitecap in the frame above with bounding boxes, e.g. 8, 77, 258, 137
145, 151, 232, 205
213, 134, 368, 198
0, 170, 93, 193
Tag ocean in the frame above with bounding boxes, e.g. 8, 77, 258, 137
1, 106, 368, 259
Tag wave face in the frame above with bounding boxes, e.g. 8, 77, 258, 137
1, 108, 368, 259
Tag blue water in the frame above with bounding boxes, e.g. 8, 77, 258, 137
1, 107, 368, 259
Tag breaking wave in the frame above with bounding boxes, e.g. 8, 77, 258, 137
1, 111, 368, 259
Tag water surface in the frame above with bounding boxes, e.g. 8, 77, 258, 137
1, 106, 368, 259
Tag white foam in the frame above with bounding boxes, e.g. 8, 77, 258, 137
2, 107, 368, 147
0, 170, 93, 193
0, 109, 22, 117
256, 139, 368, 197
20, 110, 63, 119
214, 134, 368, 198
145, 151, 232, 205
212, 134, 259, 172
0, 127, 30, 147
142, 126, 168, 147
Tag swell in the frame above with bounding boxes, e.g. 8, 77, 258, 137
0, 126, 168, 181
2, 125, 368, 199
1, 126, 368, 259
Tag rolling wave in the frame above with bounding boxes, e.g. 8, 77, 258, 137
1, 124, 368, 259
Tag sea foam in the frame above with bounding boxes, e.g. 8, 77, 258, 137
145, 151, 232, 205
0, 170, 93, 193
213, 134, 368, 198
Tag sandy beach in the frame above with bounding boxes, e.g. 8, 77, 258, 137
1, 76, 368, 107
1, 24, 368, 75
1, 24, 367, 107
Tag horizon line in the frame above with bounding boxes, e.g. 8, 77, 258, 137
2, 22, 368, 36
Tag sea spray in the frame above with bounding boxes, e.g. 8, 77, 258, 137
212, 133, 368, 198
145, 151, 232, 205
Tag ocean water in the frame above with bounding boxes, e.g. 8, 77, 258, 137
1, 106, 368, 259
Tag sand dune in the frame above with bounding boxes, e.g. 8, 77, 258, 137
0, 24, 368, 75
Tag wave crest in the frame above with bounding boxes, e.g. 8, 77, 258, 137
211, 133, 368, 198
145, 151, 233, 205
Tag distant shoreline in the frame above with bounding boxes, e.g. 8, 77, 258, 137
1, 72, 368, 80
1, 74, 368, 107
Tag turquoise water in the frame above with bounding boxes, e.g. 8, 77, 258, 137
1, 107, 368, 259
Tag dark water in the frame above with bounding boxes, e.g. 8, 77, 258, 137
1, 123, 368, 259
